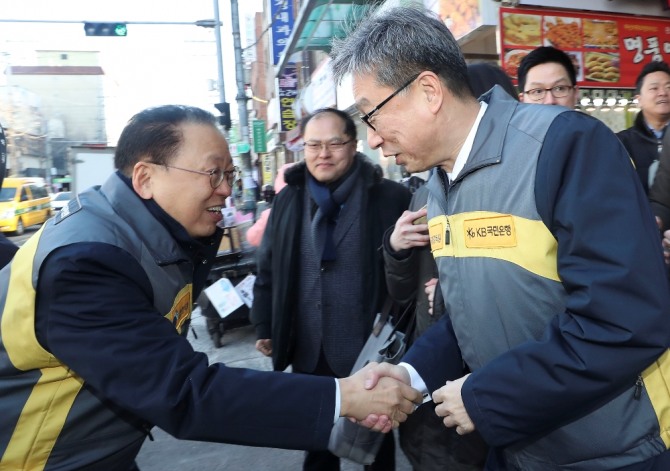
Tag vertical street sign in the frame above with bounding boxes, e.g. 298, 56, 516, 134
271, 0, 294, 64
278, 64, 298, 132
252, 120, 267, 153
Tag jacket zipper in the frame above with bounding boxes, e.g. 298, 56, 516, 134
634, 375, 644, 400
438, 169, 451, 246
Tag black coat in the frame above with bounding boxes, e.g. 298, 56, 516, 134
650, 131, 670, 230
617, 111, 663, 195
250, 155, 411, 371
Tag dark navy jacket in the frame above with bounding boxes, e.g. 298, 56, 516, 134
405, 90, 670, 470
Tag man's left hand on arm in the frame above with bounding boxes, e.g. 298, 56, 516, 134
432, 374, 475, 435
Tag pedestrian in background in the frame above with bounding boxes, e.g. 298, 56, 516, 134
251, 107, 412, 471
0, 104, 421, 471
331, 5, 670, 469
618, 61, 670, 194
246, 162, 294, 247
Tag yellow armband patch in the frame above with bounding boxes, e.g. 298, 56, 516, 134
463, 215, 516, 248
428, 211, 559, 281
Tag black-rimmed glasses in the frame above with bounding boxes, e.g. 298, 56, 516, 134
360, 73, 421, 131
522, 85, 574, 101
149, 162, 239, 189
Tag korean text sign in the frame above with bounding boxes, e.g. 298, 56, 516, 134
278, 64, 298, 132
500, 6, 670, 88
271, 0, 294, 65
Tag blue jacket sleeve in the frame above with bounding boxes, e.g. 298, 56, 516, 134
403, 311, 466, 392
37, 243, 336, 450
460, 112, 670, 447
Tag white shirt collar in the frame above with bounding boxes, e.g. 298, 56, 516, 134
447, 101, 488, 182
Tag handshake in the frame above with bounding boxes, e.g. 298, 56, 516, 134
337, 362, 421, 433
337, 363, 475, 436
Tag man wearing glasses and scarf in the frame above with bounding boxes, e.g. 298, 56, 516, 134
251, 107, 411, 471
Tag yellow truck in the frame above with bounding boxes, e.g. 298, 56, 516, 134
0, 177, 52, 235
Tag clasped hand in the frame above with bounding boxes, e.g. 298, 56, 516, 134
360, 364, 476, 436
338, 362, 422, 433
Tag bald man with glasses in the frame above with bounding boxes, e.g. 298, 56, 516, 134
251, 107, 412, 471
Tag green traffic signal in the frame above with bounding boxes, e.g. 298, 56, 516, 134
114, 24, 128, 36
84, 22, 128, 37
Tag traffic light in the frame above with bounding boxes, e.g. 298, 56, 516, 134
215, 102, 231, 130
84, 22, 128, 37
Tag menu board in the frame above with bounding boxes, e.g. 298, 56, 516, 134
500, 6, 670, 88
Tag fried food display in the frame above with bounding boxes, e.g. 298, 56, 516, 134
503, 13, 541, 46
584, 52, 620, 82
504, 49, 530, 79
544, 17, 581, 49
440, 0, 479, 39
583, 19, 618, 49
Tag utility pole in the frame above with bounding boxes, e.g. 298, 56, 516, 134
213, 0, 226, 106
230, 0, 255, 213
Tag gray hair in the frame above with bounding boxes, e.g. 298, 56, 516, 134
330, 6, 472, 98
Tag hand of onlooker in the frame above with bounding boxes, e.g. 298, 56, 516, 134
432, 374, 475, 436
255, 339, 272, 356
338, 362, 422, 431
425, 278, 438, 315
389, 208, 430, 252
663, 229, 670, 265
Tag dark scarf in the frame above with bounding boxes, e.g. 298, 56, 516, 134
307, 159, 360, 261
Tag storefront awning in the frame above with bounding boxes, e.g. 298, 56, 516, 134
276, 0, 381, 77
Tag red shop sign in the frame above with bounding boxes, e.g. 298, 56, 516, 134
500, 6, 670, 88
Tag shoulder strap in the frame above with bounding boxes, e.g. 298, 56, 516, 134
372, 297, 395, 336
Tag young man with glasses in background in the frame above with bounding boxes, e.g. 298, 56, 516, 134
0, 105, 422, 470
251, 107, 411, 471
517, 46, 579, 108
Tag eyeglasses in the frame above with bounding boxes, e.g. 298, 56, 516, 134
304, 139, 353, 153
149, 162, 239, 189
360, 73, 421, 131
523, 85, 574, 101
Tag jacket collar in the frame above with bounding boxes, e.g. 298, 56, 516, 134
451, 85, 517, 183
633, 111, 666, 139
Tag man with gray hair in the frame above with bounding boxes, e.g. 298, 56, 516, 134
331, 6, 670, 470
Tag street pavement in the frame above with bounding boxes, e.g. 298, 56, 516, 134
136, 310, 413, 471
